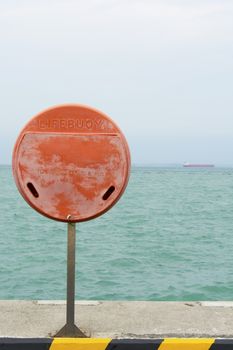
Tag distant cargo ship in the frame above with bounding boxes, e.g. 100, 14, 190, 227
183, 162, 215, 168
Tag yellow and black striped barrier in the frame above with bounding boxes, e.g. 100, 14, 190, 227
1, 338, 233, 349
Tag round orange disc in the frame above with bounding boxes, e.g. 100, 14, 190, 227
12, 104, 131, 222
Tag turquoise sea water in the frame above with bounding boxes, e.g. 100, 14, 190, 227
1, 165, 233, 301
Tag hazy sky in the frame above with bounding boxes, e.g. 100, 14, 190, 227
1, 0, 233, 165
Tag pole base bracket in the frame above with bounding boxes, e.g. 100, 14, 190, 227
54, 323, 87, 338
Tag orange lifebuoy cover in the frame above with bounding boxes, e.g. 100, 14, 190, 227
12, 105, 131, 222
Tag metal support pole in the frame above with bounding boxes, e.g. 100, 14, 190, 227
67, 222, 76, 326
55, 222, 86, 337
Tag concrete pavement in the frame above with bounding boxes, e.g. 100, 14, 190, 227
0, 300, 233, 338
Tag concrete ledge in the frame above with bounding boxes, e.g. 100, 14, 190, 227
1, 301, 233, 338
1, 338, 233, 349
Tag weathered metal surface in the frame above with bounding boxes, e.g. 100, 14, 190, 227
13, 104, 131, 222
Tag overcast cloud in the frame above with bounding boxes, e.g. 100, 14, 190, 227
0, 0, 233, 165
